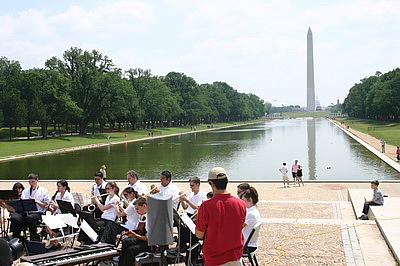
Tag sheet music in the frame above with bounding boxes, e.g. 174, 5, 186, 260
80, 220, 98, 242
180, 212, 196, 234
42, 214, 66, 229
72, 192, 84, 206
56, 213, 79, 228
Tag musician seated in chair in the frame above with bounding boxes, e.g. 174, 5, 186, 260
241, 186, 261, 254
180, 177, 207, 218
10, 173, 50, 241
118, 197, 149, 266
178, 176, 206, 251
126, 170, 148, 195
100, 187, 140, 245
78, 182, 120, 244
45, 180, 75, 250
12, 182, 25, 199
91, 171, 108, 218
150, 170, 181, 209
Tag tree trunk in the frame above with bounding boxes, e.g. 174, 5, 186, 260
99, 122, 104, 133
41, 122, 48, 139
79, 122, 87, 135
9, 126, 12, 141
27, 124, 31, 140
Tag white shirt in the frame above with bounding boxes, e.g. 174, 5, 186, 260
122, 202, 141, 230
187, 190, 207, 215
279, 166, 289, 177
54, 191, 75, 214
101, 194, 120, 221
128, 180, 148, 195
159, 181, 180, 209
242, 205, 261, 247
92, 181, 108, 197
21, 186, 50, 213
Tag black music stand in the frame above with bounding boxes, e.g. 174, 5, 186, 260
0, 190, 18, 201
169, 210, 201, 265
0, 190, 19, 238
7, 199, 37, 213
79, 211, 99, 231
57, 200, 76, 216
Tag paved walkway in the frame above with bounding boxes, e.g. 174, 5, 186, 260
3, 181, 399, 265
331, 119, 400, 173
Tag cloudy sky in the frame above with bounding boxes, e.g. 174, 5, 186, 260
1, 0, 400, 107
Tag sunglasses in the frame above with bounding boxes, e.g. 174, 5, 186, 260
123, 193, 129, 196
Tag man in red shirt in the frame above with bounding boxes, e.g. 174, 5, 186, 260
196, 167, 246, 265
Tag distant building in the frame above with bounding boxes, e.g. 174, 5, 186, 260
315, 98, 322, 111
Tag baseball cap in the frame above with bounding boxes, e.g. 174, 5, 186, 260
208, 167, 228, 181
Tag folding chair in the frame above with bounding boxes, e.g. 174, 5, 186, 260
242, 221, 262, 266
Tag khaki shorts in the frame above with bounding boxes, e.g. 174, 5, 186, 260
282, 175, 289, 181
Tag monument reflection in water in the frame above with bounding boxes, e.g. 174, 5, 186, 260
307, 118, 316, 180
0, 118, 398, 180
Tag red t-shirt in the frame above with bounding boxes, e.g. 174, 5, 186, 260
196, 193, 246, 265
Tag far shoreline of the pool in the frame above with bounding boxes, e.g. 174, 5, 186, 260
0, 120, 266, 163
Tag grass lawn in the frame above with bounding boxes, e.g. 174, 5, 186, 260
283, 111, 330, 118
0, 120, 265, 158
336, 117, 400, 146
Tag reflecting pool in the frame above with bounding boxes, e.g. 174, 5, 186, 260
0, 118, 398, 180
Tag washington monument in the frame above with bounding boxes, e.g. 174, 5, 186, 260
307, 27, 315, 111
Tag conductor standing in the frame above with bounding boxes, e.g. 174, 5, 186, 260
196, 167, 246, 265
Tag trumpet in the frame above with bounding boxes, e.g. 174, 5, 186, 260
146, 185, 160, 196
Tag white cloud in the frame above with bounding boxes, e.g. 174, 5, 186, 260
0, 1, 154, 68
1, 0, 400, 106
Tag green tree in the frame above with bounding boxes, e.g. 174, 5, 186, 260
141, 78, 182, 127
264, 102, 272, 114
46, 47, 115, 134
0, 57, 26, 140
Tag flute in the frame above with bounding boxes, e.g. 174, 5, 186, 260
93, 192, 110, 198
88, 192, 110, 201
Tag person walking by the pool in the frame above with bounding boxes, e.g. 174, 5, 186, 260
99, 165, 107, 179
291, 160, 299, 185
358, 179, 384, 220
279, 163, 290, 188
296, 165, 304, 187
380, 139, 385, 153
396, 146, 400, 162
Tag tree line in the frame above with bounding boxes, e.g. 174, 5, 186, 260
0, 47, 266, 140
343, 68, 400, 121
